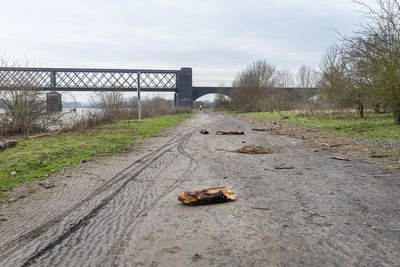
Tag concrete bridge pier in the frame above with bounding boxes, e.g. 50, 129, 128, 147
46, 91, 62, 112
174, 92, 180, 107
177, 67, 193, 107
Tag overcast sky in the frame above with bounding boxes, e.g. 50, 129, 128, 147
0, 0, 375, 100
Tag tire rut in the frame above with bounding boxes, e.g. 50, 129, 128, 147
108, 130, 200, 266
1, 129, 197, 267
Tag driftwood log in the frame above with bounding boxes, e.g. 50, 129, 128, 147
216, 131, 244, 135
178, 186, 238, 205
0, 140, 18, 151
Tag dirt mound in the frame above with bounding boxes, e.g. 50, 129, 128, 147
235, 145, 274, 154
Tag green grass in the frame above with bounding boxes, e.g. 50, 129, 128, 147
246, 110, 400, 141
0, 113, 191, 196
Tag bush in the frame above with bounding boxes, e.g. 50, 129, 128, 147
0, 88, 63, 137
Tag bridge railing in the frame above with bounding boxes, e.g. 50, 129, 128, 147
0, 67, 179, 91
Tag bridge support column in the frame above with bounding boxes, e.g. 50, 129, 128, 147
46, 91, 62, 112
177, 68, 193, 107
174, 92, 180, 107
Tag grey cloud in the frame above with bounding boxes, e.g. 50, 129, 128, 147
1, 0, 365, 88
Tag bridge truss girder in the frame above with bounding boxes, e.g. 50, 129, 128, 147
0, 67, 179, 92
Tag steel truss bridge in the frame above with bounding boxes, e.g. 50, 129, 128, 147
0, 67, 233, 108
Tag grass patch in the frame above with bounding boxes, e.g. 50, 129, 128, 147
0, 113, 191, 196
246, 110, 400, 141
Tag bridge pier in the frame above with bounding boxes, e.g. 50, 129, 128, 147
174, 92, 179, 107
46, 91, 62, 112
177, 68, 193, 107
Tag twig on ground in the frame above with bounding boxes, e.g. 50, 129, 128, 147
273, 165, 294, 170
325, 144, 348, 148
251, 207, 270, 211
372, 227, 400, 232
330, 156, 351, 161
300, 207, 326, 217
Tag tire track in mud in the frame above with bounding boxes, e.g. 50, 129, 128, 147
36, 131, 199, 266
108, 131, 200, 266
1, 128, 198, 267
0, 134, 184, 261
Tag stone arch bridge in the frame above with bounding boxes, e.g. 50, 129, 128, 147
0, 67, 232, 110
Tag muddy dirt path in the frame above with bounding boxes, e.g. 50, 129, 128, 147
1, 112, 399, 266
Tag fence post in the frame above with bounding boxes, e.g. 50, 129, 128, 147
137, 72, 142, 122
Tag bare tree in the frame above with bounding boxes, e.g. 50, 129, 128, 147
296, 65, 317, 88
319, 47, 347, 107
277, 68, 294, 87
90, 89, 125, 116
327, 0, 400, 123
231, 59, 279, 111
0, 57, 61, 136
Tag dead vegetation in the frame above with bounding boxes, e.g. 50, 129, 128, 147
236, 113, 400, 170
235, 145, 274, 154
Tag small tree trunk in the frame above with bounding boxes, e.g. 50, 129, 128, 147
374, 104, 380, 113
394, 110, 400, 125
356, 104, 364, 118
360, 104, 364, 118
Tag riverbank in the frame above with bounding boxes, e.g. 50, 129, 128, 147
0, 113, 191, 197
245, 110, 400, 142
230, 112, 400, 171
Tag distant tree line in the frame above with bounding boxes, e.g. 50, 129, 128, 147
216, 60, 318, 112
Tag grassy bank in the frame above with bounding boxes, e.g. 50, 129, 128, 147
0, 113, 191, 196
245, 110, 400, 141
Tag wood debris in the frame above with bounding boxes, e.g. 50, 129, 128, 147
325, 144, 347, 148
273, 165, 294, 170
251, 207, 270, 211
25, 130, 61, 140
372, 227, 400, 232
178, 186, 238, 205
199, 129, 209, 134
370, 154, 392, 158
216, 131, 244, 135
330, 156, 351, 161
252, 128, 267, 132
235, 145, 274, 154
